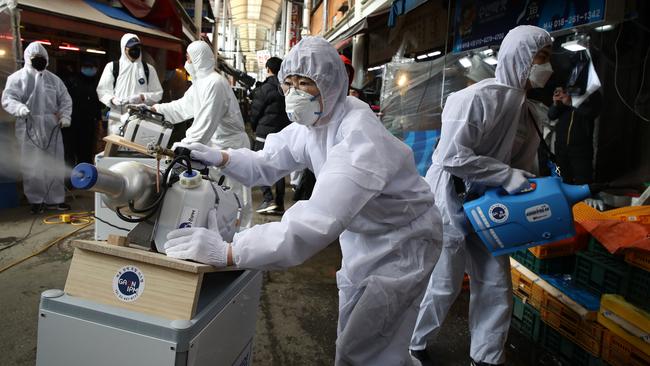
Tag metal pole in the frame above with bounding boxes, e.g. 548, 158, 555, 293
221, 0, 227, 51
321, 0, 328, 36
285, 0, 293, 55
351, 34, 366, 88
213, 0, 221, 54
194, 0, 203, 38
302, 0, 311, 36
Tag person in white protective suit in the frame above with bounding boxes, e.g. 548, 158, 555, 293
151, 40, 253, 228
164, 36, 443, 365
96, 33, 162, 136
2, 42, 73, 214
408, 25, 553, 366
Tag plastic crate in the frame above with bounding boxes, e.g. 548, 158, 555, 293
601, 329, 650, 366
625, 249, 650, 272
625, 267, 650, 313
512, 295, 543, 341
511, 249, 575, 275
587, 237, 613, 256
541, 307, 604, 356
540, 325, 606, 366
574, 251, 630, 296
511, 266, 545, 310
529, 223, 589, 259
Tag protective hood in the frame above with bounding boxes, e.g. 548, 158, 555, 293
120, 33, 141, 62
24, 42, 49, 70
186, 40, 216, 79
278, 36, 348, 126
495, 25, 551, 89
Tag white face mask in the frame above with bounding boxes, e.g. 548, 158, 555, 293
528, 62, 553, 88
184, 61, 196, 78
285, 88, 322, 126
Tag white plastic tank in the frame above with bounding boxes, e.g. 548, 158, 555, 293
154, 170, 241, 253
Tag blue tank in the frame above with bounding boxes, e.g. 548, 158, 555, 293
463, 177, 591, 256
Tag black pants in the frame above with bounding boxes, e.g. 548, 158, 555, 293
62, 122, 96, 167
253, 139, 285, 207
556, 152, 593, 185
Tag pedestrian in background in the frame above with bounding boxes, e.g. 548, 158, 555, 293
249, 56, 291, 214
2, 42, 73, 214
96, 33, 162, 135
62, 58, 103, 166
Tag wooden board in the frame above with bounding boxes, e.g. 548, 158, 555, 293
65, 248, 202, 320
510, 257, 595, 320
72, 240, 239, 273
103, 135, 152, 157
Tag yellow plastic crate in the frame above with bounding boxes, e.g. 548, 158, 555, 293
597, 295, 650, 356
601, 330, 650, 366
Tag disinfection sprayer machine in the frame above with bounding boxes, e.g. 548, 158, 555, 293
35, 122, 262, 366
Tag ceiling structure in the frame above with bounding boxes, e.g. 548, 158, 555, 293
229, 0, 282, 72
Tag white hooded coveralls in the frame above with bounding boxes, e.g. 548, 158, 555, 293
221, 37, 443, 365
154, 40, 252, 227
2, 42, 72, 205
410, 25, 551, 365
96, 33, 162, 135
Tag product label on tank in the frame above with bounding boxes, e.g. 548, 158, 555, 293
112, 265, 145, 302
488, 203, 509, 224
178, 206, 199, 228
525, 204, 552, 222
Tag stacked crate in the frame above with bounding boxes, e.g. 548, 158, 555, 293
511, 234, 650, 366
597, 295, 650, 366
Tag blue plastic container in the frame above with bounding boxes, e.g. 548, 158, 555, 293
464, 177, 590, 256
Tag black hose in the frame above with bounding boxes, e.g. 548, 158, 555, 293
115, 154, 193, 222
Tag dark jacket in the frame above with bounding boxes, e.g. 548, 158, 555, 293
250, 75, 290, 138
548, 91, 601, 158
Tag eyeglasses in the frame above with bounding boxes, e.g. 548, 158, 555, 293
278, 78, 318, 96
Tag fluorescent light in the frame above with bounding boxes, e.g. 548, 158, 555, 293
35, 40, 51, 45
86, 48, 106, 54
368, 65, 384, 71
561, 39, 586, 52
427, 51, 442, 57
397, 73, 408, 87
483, 56, 498, 65
416, 54, 428, 60
481, 49, 493, 56
59, 45, 80, 51
595, 24, 614, 32
459, 57, 472, 68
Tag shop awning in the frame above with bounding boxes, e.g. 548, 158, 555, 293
388, 0, 428, 27
329, 10, 389, 49
17, 0, 183, 52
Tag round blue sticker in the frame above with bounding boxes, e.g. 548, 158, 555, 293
112, 265, 145, 302
488, 203, 509, 224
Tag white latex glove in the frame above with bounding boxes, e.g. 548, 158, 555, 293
176, 142, 224, 167
59, 117, 71, 128
164, 209, 229, 267
127, 94, 144, 104
17, 105, 30, 117
584, 198, 605, 211
502, 168, 535, 194
111, 96, 126, 106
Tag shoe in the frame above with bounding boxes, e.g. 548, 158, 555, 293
268, 206, 285, 215
256, 200, 277, 213
470, 359, 503, 366
45, 203, 71, 211
410, 349, 434, 366
30, 203, 44, 215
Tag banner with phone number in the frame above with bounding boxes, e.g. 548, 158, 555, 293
452, 0, 606, 53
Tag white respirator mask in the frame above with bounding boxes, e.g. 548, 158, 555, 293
285, 88, 322, 126
184, 61, 196, 78
528, 62, 553, 88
